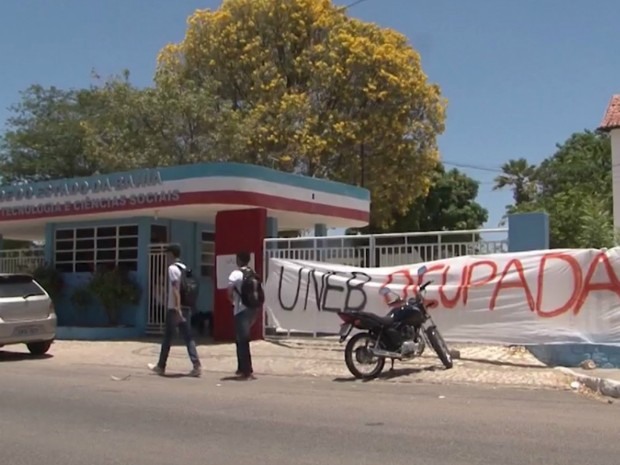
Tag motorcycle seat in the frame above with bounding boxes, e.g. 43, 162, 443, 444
357, 312, 394, 327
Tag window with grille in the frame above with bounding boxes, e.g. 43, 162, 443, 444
54, 225, 139, 273
200, 231, 215, 278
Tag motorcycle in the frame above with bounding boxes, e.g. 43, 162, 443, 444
336, 265, 453, 380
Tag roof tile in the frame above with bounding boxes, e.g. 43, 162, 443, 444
599, 95, 620, 131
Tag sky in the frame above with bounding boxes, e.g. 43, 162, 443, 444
0, 0, 618, 231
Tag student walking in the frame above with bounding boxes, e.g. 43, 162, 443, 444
227, 251, 264, 380
149, 244, 202, 377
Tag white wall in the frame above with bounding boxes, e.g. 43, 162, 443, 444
612, 129, 620, 231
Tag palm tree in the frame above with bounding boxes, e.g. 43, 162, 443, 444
493, 158, 538, 205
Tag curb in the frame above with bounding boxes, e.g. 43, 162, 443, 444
555, 367, 620, 399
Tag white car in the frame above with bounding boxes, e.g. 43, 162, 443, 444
0, 273, 56, 356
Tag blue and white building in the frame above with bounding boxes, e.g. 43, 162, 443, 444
0, 162, 370, 340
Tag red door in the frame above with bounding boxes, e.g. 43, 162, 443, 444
213, 208, 266, 342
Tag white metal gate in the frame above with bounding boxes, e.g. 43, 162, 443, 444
146, 243, 175, 335
0, 248, 45, 273
264, 228, 508, 271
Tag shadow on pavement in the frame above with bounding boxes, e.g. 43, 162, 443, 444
459, 357, 546, 369
219, 375, 257, 382
120, 335, 229, 346
265, 338, 341, 352
332, 365, 438, 383
0, 350, 53, 363
165, 372, 193, 378
148, 371, 195, 379
380, 365, 439, 380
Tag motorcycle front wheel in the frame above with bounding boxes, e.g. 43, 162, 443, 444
425, 326, 453, 369
344, 332, 385, 380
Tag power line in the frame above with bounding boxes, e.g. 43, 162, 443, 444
343, 0, 371, 9
442, 160, 503, 174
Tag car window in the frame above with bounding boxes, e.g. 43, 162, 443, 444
0, 275, 46, 298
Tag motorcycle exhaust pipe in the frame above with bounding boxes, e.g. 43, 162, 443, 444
370, 348, 403, 359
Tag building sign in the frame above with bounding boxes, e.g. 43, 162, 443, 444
0, 169, 164, 202
0, 169, 181, 218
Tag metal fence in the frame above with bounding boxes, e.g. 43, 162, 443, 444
146, 243, 173, 335
264, 228, 508, 271
0, 248, 45, 273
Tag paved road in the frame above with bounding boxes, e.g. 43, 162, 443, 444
1, 352, 619, 465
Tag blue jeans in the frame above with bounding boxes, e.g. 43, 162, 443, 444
157, 308, 201, 369
235, 308, 258, 375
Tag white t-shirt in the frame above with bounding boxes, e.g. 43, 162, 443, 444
167, 261, 186, 309
228, 269, 246, 315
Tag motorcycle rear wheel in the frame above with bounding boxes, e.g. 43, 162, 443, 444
425, 326, 453, 369
344, 332, 385, 380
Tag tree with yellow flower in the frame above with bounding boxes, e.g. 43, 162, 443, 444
157, 0, 446, 228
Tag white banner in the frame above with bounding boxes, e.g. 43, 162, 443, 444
264, 248, 620, 345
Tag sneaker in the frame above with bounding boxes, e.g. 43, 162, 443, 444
148, 363, 165, 375
189, 366, 202, 378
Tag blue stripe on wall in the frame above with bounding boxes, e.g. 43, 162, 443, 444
0, 163, 369, 201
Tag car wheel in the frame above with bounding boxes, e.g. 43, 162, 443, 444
26, 340, 53, 356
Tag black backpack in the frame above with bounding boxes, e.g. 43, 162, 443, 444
175, 263, 199, 309
237, 267, 265, 309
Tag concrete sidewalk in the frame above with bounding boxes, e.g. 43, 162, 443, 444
1, 336, 584, 392
569, 368, 620, 382
555, 367, 620, 399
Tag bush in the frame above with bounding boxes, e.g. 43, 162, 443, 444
71, 266, 141, 326
32, 263, 64, 304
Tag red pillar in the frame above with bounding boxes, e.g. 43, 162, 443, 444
213, 208, 266, 342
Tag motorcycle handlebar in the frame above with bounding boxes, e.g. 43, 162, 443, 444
385, 280, 433, 304
419, 280, 433, 291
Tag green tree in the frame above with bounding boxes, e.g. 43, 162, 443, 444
389, 164, 488, 233
0, 84, 108, 182
577, 196, 614, 249
156, 0, 446, 228
493, 157, 538, 205
82, 72, 245, 169
502, 131, 614, 248
348, 163, 488, 234
0, 71, 245, 179
346, 164, 488, 262
2, 239, 34, 249
536, 130, 611, 201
